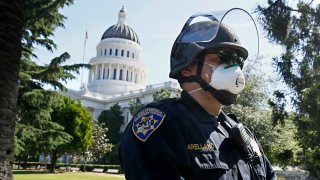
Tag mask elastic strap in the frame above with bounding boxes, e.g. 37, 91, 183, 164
188, 87, 202, 94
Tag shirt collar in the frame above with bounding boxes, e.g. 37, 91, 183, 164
180, 91, 218, 123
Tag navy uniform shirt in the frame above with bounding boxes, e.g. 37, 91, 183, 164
119, 91, 276, 180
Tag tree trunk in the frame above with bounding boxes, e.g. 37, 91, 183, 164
22, 155, 28, 169
0, 1, 25, 180
83, 160, 87, 172
50, 151, 58, 173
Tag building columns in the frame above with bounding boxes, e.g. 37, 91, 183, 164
101, 64, 105, 79
116, 64, 120, 80
88, 69, 92, 82
108, 64, 111, 79
95, 65, 98, 80
124, 65, 128, 81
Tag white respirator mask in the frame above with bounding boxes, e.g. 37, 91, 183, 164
206, 63, 245, 94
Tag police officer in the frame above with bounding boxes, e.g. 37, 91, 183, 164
119, 13, 276, 180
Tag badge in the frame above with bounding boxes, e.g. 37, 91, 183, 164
132, 108, 166, 142
250, 138, 262, 157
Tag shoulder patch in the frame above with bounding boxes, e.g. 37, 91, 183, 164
132, 108, 166, 142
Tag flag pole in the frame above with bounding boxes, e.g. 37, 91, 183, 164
80, 29, 88, 88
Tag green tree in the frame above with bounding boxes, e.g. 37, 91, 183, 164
90, 121, 113, 159
22, 0, 74, 57
129, 98, 144, 115
257, 0, 320, 177
14, 0, 90, 169
98, 103, 124, 163
15, 53, 90, 164
98, 103, 124, 145
14, 90, 72, 165
76, 120, 112, 168
153, 89, 179, 101
50, 96, 92, 173
15, 53, 89, 155
0, 1, 25, 179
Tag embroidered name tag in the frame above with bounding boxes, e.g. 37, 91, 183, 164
132, 108, 166, 142
188, 143, 215, 151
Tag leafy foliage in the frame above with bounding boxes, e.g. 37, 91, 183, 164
89, 121, 113, 160
257, 0, 320, 177
15, 90, 72, 157
98, 103, 124, 145
51, 96, 93, 153
153, 89, 180, 101
15, 54, 90, 157
98, 104, 124, 163
128, 98, 144, 115
49, 96, 93, 172
14, 0, 92, 168
23, 0, 75, 57
268, 90, 288, 125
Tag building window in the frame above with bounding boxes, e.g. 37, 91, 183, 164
130, 72, 133, 82
109, 49, 112, 55
107, 68, 109, 79
115, 49, 118, 56
126, 70, 129, 81
103, 68, 105, 79
113, 68, 117, 80
104, 49, 107, 56
132, 52, 135, 59
121, 50, 124, 57
127, 51, 129, 57
119, 69, 123, 80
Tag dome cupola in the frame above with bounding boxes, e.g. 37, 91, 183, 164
101, 6, 140, 44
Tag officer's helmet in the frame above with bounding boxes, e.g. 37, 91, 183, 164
169, 20, 248, 79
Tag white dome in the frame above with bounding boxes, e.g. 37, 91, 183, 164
87, 6, 147, 95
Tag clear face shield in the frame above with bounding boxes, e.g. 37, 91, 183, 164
174, 8, 259, 67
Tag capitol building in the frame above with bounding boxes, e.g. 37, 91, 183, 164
66, 6, 180, 125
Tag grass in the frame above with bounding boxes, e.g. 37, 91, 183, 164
13, 170, 125, 180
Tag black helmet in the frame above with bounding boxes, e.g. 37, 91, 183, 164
169, 16, 248, 79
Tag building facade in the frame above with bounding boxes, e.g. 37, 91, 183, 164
66, 6, 180, 126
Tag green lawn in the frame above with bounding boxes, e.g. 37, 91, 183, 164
14, 170, 125, 180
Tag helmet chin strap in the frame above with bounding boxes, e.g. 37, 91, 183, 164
178, 58, 237, 105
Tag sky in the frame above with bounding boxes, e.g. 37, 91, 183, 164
34, 0, 284, 91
